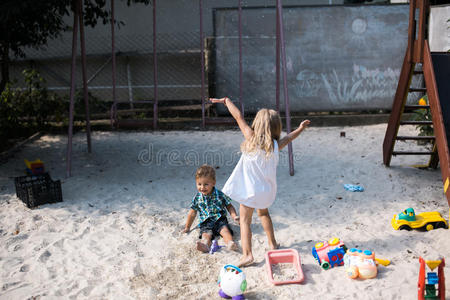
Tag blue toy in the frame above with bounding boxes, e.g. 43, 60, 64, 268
344, 184, 364, 192
210, 239, 223, 254
427, 272, 439, 285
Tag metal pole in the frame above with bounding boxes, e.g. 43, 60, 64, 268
78, 0, 92, 153
276, 0, 294, 176
238, 0, 244, 114
126, 56, 134, 108
275, 1, 280, 112
110, 0, 117, 127
200, 0, 206, 129
153, 0, 158, 129
66, 0, 79, 178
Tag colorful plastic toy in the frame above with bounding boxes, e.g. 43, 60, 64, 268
24, 159, 45, 175
343, 184, 364, 192
210, 239, 223, 254
418, 257, 445, 300
312, 237, 347, 270
375, 257, 391, 267
391, 208, 448, 231
218, 264, 246, 300
343, 248, 377, 279
265, 248, 304, 285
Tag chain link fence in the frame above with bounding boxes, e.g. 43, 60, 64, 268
8, 2, 424, 116
10, 31, 208, 109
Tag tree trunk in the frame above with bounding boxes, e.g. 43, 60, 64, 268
0, 45, 10, 94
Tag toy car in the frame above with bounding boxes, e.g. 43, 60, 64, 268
312, 237, 347, 270
391, 208, 448, 231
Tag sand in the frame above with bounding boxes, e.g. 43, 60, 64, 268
0, 124, 449, 299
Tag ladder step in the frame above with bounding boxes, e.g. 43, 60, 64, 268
409, 88, 427, 93
404, 105, 430, 111
396, 136, 435, 141
413, 70, 424, 75
392, 151, 435, 156
400, 120, 433, 125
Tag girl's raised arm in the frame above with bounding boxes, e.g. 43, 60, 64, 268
210, 97, 253, 140
278, 120, 310, 150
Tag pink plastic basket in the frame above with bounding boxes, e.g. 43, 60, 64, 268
265, 249, 304, 285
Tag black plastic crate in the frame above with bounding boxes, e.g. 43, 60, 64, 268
14, 173, 63, 208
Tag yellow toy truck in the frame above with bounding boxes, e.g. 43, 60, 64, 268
391, 208, 448, 231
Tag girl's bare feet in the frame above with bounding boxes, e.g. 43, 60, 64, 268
196, 241, 210, 253
237, 255, 254, 268
269, 243, 280, 250
226, 241, 238, 251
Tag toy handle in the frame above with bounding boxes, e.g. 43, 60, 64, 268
375, 258, 391, 266
267, 249, 299, 258
223, 264, 243, 274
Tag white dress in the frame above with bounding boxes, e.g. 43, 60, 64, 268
222, 140, 279, 209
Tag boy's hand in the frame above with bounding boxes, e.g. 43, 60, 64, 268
299, 120, 311, 130
182, 227, 190, 234
233, 215, 240, 225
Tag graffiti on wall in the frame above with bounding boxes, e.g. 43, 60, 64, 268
320, 65, 400, 105
214, 5, 410, 113
293, 65, 400, 105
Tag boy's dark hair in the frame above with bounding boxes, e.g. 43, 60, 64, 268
196, 164, 216, 180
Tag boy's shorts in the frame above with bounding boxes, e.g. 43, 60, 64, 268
198, 216, 233, 239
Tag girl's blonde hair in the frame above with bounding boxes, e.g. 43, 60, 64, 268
241, 109, 282, 155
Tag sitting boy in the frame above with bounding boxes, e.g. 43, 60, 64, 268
183, 164, 239, 252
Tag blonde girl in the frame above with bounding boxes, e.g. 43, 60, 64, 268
210, 97, 310, 267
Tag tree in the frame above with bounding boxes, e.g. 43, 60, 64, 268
0, 0, 150, 93
0, 1, 67, 92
